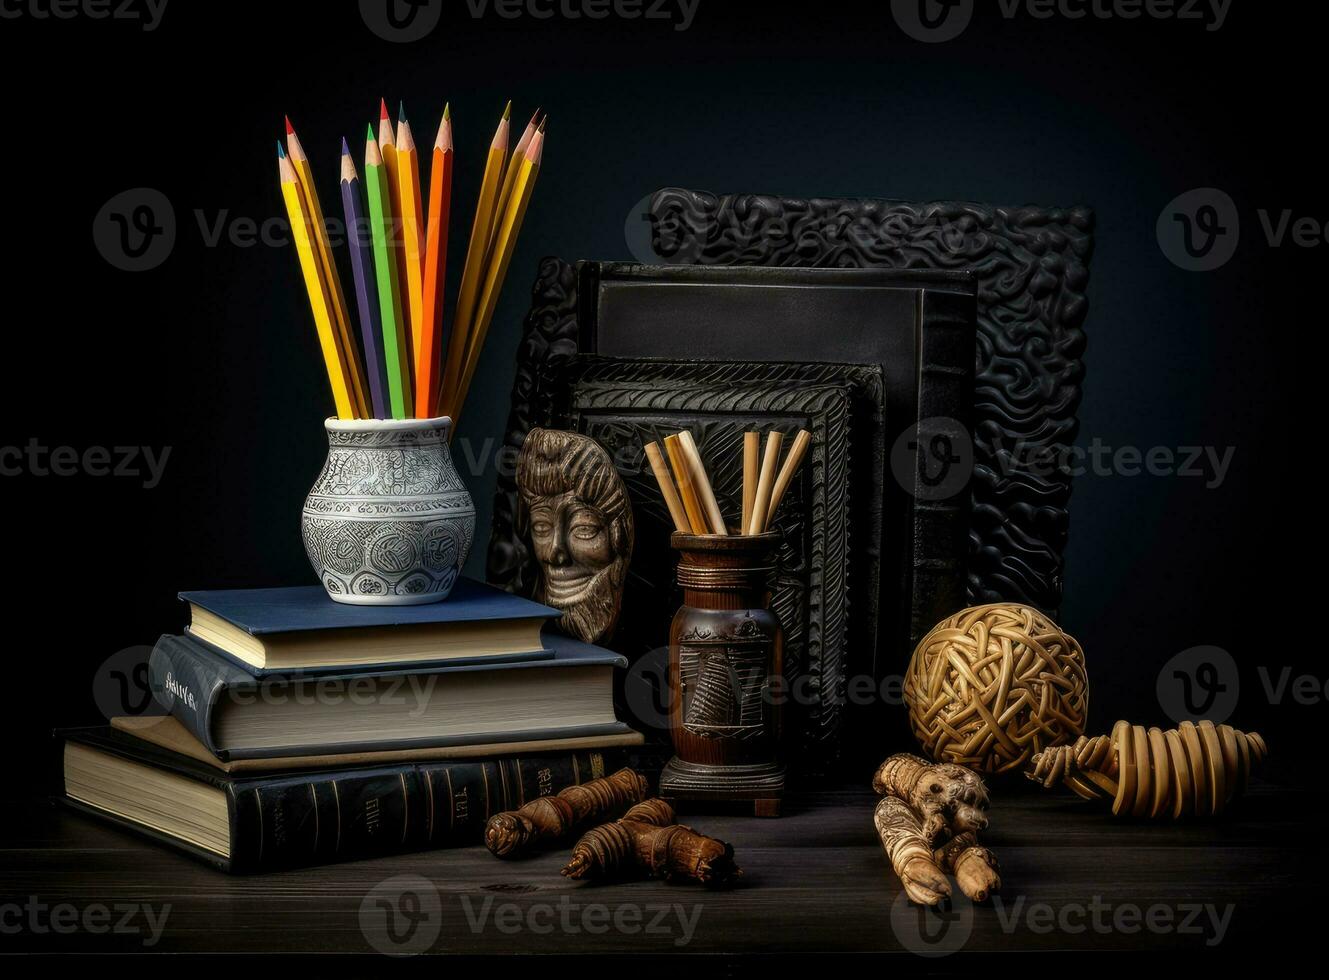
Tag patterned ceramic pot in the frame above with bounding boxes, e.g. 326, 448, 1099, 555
301, 417, 475, 605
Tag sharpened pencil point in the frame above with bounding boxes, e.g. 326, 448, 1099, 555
276, 140, 286, 158
366, 123, 376, 141
341, 136, 351, 155
398, 101, 407, 123
284, 115, 295, 136
538, 117, 547, 133
443, 102, 451, 121
380, 98, 390, 121
503, 100, 512, 120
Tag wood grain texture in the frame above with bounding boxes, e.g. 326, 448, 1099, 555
0, 784, 1311, 956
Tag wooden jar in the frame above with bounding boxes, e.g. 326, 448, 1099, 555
660, 531, 786, 817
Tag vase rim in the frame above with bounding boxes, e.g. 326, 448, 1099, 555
324, 416, 453, 434
671, 531, 780, 549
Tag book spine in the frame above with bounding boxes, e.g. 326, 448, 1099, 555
227, 750, 617, 872
147, 635, 233, 758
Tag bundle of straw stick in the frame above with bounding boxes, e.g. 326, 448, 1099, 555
645, 429, 812, 536
279, 102, 545, 431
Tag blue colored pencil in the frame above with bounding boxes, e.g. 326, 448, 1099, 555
339, 138, 388, 418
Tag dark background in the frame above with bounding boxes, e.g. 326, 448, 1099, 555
0, 0, 1318, 796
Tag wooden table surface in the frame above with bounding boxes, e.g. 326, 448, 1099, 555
0, 781, 1311, 960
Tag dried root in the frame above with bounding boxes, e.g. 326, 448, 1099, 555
872, 753, 998, 906
485, 768, 650, 858
1027, 719, 1268, 819
562, 798, 741, 886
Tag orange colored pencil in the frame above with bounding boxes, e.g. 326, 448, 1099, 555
417, 105, 453, 419
396, 104, 427, 396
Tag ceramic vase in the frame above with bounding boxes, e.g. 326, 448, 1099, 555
301, 417, 475, 605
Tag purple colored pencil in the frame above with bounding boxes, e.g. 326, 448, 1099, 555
339, 138, 389, 419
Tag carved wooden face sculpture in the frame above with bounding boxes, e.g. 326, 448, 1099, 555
517, 429, 634, 644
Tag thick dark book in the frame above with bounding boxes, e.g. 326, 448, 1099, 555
61, 726, 623, 873
179, 578, 559, 674
149, 632, 636, 760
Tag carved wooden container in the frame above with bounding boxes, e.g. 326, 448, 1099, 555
661, 531, 785, 817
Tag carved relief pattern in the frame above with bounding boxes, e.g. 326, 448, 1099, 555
646, 188, 1095, 614
303, 427, 475, 601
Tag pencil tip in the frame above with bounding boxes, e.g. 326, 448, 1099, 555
366, 123, 376, 141
443, 102, 451, 121
284, 115, 295, 136
276, 141, 286, 158
341, 136, 350, 155
503, 100, 512, 120
537, 117, 547, 133
380, 98, 390, 120
398, 101, 407, 123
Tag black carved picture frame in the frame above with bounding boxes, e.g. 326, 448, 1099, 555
645, 188, 1095, 614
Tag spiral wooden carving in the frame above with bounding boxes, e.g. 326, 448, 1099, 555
561, 799, 741, 885
1027, 719, 1268, 819
484, 768, 650, 858
904, 604, 1088, 773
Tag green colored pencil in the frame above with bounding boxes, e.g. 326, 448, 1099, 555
364, 125, 412, 419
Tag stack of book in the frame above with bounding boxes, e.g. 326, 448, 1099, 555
61, 578, 642, 873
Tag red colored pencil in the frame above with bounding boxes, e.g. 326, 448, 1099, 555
417, 104, 453, 419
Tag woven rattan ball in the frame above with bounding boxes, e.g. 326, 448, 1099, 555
904, 603, 1089, 774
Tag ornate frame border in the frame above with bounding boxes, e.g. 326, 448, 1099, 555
645, 188, 1095, 613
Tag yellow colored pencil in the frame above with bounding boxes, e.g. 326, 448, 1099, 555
286, 118, 369, 418
449, 120, 544, 424
395, 105, 427, 393
488, 108, 539, 256
440, 102, 510, 414
278, 145, 356, 420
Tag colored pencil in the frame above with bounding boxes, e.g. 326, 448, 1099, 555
285, 118, 369, 419
488, 108, 540, 256
364, 127, 413, 418
416, 104, 453, 419
278, 144, 356, 420
645, 441, 690, 534
449, 119, 543, 423
396, 104, 427, 386
441, 102, 510, 416
339, 139, 388, 419
764, 429, 812, 531
664, 434, 709, 535
748, 431, 785, 534
377, 99, 412, 383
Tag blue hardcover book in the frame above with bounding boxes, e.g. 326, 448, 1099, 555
178, 578, 559, 674
148, 632, 637, 761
